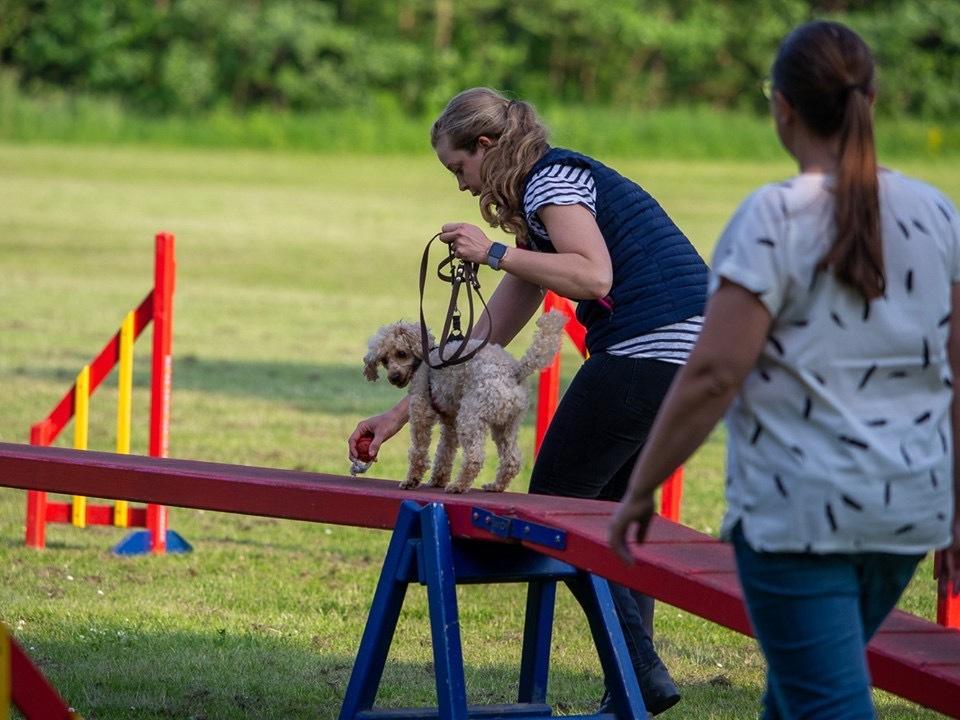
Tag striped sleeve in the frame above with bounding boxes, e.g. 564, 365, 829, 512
523, 164, 597, 241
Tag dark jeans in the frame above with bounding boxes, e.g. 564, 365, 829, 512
529, 353, 680, 678
732, 523, 922, 719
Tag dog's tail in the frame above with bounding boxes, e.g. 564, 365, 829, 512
513, 309, 568, 382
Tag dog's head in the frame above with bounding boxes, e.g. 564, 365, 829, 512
363, 322, 434, 388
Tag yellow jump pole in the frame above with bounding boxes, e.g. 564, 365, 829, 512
71, 366, 89, 528
113, 312, 134, 527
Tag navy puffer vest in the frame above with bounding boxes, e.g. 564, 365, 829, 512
523, 148, 708, 354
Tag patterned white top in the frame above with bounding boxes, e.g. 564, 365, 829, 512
713, 170, 960, 553
524, 163, 702, 365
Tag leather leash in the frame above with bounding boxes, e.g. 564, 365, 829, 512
418, 233, 491, 369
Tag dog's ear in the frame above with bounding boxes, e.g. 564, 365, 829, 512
363, 329, 384, 382
399, 323, 427, 359
363, 350, 380, 382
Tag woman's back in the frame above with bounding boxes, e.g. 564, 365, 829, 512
715, 170, 960, 553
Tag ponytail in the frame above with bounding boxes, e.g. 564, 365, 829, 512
774, 21, 884, 301
431, 88, 549, 245
478, 100, 548, 245
818, 86, 884, 299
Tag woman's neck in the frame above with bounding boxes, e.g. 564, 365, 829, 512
791, 131, 841, 175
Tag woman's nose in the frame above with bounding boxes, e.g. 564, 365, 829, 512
458, 180, 468, 192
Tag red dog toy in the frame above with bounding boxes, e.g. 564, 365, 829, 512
355, 433, 375, 463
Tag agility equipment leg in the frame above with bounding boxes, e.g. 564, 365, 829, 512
339, 500, 647, 719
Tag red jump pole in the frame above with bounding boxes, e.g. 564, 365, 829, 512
147, 232, 175, 554
937, 551, 960, 629
24, 422, 53, 548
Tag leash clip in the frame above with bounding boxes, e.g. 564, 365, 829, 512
448, 310, 464, 341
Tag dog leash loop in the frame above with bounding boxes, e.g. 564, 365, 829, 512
419, 233, 491, 369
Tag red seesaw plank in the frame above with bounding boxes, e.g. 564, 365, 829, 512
1, 442, 959, 717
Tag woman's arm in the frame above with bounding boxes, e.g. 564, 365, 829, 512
439, 203, 613, 301
609, 280, 773, 561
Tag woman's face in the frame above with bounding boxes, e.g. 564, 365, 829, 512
435, 134, 490, 196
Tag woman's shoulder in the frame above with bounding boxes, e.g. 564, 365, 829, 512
735, 175, 832, 223
881, 169, 958, 208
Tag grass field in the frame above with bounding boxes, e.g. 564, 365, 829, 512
1, 143, 958, 719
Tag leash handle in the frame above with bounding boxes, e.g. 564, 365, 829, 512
419, 234, 491, 369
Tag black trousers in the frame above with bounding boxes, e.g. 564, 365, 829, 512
529, 352, 680, 677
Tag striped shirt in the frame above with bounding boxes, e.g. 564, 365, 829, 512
524, 163, 703, 365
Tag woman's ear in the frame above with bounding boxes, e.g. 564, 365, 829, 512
475, 135, 496, 151
773, 91, 793, 126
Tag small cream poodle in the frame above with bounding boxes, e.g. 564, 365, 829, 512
362, 310, 567, 493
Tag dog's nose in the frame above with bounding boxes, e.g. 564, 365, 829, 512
388, 372, 403, 384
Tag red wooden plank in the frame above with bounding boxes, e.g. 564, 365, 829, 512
869, 624, 960, 666
532, 508, 716, 544
10, 635, 76, 719
879, 609, 957, 635
2, 442, 960, 717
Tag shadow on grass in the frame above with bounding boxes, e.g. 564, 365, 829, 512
17, 356, 393, 416
173, 355, 385, 416
21, 355, 574, 418
18, 631, 635, 720
17, 623, 941, 719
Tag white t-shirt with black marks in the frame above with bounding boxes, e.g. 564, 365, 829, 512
524, 163, 703, 365
714, 170, 959, 554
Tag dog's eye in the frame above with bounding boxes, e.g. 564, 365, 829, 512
396, 351, 408, 360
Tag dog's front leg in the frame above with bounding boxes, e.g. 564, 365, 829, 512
401, 399, 433, 489
426, 420, 457, 488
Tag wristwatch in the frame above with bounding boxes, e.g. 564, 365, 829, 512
486, 242, 508, 270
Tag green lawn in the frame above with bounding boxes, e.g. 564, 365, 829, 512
1, 143, 957, 718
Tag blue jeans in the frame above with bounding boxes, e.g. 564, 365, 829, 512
732, 523, 922, 720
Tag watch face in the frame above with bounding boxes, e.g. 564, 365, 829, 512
488, 242, 507, 269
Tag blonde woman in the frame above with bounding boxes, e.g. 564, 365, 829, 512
610, 22, 960, 718
350, 87, 709, 714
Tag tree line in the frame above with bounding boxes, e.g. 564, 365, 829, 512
1, 0, 957, 119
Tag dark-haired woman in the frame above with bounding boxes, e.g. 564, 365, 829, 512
610, 20, 960, 718
350, 86, 710, 714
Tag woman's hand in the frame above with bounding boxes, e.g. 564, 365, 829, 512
608, 489, 656, 564
439, 222, 494, 264
348, 400, 408, 461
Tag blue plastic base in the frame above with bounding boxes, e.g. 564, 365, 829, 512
112, 529, 192, 556
339, 500, 646, 720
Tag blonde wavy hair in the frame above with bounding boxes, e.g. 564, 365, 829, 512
431, 88, 549, 246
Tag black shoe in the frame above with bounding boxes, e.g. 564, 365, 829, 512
599, 663, 681, 717
598, 690, 652, 719
639, 661, 681, 715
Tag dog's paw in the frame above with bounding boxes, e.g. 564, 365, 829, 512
399, 478, 421, 490
425, 475, 450, 489
443, 484, 467, 494
481, 481, 507, 492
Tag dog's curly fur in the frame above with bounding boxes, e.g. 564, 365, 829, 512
363, 310, 568, 493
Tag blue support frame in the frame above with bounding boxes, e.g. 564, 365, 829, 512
338, 501, 647, 720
